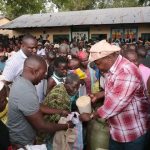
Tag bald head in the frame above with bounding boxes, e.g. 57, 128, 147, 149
22, 34, 36, 43
24, 55, 46, 70
58, 45, 68, 57
22, 34, 37, 57
59, 45, 67, 52
23, 55, 47, 85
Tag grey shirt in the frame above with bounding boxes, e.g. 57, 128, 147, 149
7, 76, 39, 146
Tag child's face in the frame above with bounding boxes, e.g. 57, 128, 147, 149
68, 60, 80, 70
55, 63, 68, 77
0, 86, 7, 112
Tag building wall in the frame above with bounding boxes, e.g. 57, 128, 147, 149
11, 23, 150, 41
138, 24, 150, 37
0, 18, 13, 37
90, 25, 110, 39
12, 26, 111, 41
13, 27, 71, 42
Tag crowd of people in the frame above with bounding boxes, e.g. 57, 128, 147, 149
0, 34, 150, 150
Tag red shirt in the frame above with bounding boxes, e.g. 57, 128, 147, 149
97, 55, 149, 142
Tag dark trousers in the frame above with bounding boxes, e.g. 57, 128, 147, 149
0, 121, 10, 150
109, 132, 150, 150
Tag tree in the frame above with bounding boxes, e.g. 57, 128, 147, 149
111, 0, 139, 8
0, 0, 5, 13
51, 0, 141, 11
51, 0, 96, 11
96, 0, 139, 9
0, 0, 146, 20
139, 0, 150, 6
1, 0, 47, 19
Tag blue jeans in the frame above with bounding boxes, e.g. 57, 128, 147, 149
109, 132, 150, 150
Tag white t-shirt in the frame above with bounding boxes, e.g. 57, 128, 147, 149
37, 49, 46, 56
2, 50, 27, 82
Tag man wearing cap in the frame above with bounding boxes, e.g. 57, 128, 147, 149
80, 40, 150, 150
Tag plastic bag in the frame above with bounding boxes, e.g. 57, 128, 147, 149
18, 144, 47, 150
68, 112, 83, 150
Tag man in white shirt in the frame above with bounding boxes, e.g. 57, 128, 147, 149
2, 35, 45, 102
2, 35, 37, 85
36, 42, 46, 57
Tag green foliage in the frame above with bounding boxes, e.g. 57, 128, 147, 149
52, 0, 141, 11
0, 0, 5, 13
111, 0, 139, 8
0, 0, 147, 20
52, 0, 96, 11
1, 0, 46, 19
138, 0, 150, 6
95, 0, 139, 9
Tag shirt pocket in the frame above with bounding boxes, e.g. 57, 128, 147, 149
105, 75, 116, 91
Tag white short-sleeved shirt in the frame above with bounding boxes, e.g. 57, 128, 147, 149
2, 49, 45, 102
37, 49, 46, 56
2, 50, 27, 82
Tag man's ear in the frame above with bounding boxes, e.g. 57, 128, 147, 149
31, 68, 38, 77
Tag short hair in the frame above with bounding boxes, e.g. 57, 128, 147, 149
54, 57, 68, 68
47, 51, 56, 58
123, 50, 137, 58
24, 55, 46, 69
22, 34, 36, 43
68, 57, 80, 63
59, 45, 68, 53
65, 73, 80, 84
136, 46, 147, 58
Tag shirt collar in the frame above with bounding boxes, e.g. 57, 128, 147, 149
109, 55, 123, 74
20, 49, 27, 59
53, 72, 65, 82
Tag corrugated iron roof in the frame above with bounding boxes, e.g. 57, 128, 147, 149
0, 7, 150, 29
0, 15, 10, 20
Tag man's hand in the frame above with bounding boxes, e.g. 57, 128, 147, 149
61, 110, 70, 117
89, 91, 105, 103
89, 93, 98, 103
79, 113, 91, 122
67, 121, 75, 128
40, 105, 70, 116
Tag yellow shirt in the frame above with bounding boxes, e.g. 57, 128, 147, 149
0, 103, 8, 124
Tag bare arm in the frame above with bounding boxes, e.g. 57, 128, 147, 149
40, 104, 69, 116
46, 78, 56, 95
25, 110, 73, 133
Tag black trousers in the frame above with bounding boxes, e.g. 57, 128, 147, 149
0, 120, 10, 150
